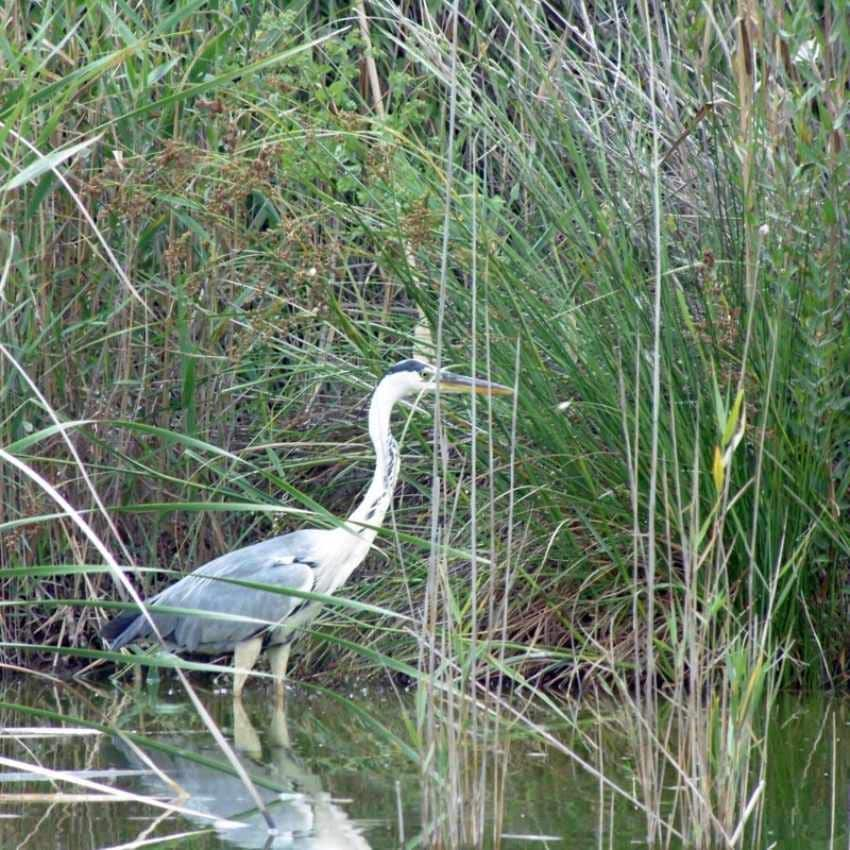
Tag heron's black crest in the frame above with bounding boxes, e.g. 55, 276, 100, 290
386, 359, 427, 376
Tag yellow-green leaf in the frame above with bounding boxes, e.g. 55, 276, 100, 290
721, 389, 745, 448
713, 445, 725, 491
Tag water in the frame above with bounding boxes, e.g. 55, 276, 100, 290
0, 678, 847, 849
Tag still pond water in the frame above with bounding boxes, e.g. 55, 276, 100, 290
0, 677, 847, 849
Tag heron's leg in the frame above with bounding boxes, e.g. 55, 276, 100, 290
268, 643, 290, 706
233, 636, 263, 699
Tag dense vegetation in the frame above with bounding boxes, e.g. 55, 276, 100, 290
1, 0, 848, 697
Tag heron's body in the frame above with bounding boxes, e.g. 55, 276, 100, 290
102, 359, 509, 697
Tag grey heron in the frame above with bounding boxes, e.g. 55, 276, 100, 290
102, 359, 511, 698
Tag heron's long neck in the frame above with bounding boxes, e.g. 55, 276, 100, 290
345, 384, 400, 542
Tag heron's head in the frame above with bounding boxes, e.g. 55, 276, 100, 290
381, 359, 513, 401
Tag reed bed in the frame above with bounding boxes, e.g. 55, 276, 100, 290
1, 1, 848, 847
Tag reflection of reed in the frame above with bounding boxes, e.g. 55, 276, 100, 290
110, 700, 373, 850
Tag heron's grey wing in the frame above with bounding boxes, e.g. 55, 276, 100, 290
150, 534, 320, 653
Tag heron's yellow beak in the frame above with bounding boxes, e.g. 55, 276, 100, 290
436, 370, 513, 396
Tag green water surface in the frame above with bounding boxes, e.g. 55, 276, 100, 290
0, 678, 846, 849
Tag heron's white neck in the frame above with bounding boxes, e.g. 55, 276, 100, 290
344, 381, 402, 542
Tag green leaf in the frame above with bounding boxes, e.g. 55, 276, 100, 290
2, 135, 102, 191
3, 420, 93, 454
107, 420, 244, 462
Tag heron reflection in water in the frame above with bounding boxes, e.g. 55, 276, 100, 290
110, 697, 373, 850
102, 360, 512, 699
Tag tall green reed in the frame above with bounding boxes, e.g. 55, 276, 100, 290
368, 0, 848, 846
